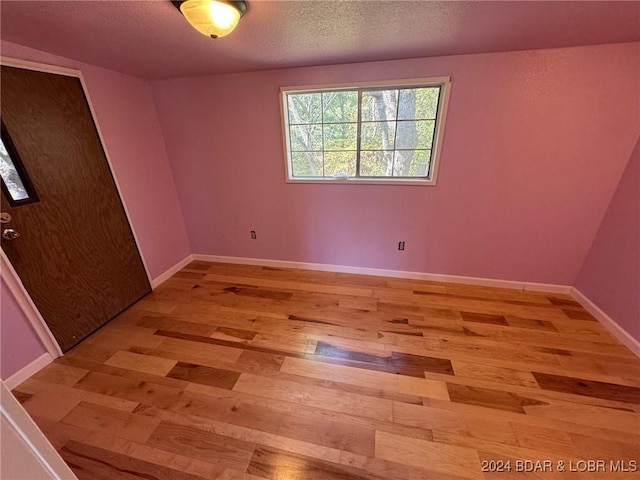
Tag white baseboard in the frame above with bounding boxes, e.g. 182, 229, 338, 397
151, 255, 194, 289
4, 353, 54, 390
571, 288, 640, 358
192, 254, 572, 294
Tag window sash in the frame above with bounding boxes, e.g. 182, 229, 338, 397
281, 77, 451, 185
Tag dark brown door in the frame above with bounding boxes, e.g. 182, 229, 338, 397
0, 65, 151, 352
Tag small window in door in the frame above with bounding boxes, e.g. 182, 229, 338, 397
0, 121, 39, 206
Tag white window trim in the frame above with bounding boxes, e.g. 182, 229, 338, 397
280, 76, 452, 186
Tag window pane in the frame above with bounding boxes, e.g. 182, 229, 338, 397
324, 151, 356, 177
322, 91, 357, 123
361, 121, 396, 150
361, 90, 399, 121
395, 120, 435, 150
393, 150, 431, 177
290, 124, 322, 151
291, 151, 323, 177
360, 151, 393, 177
398, 87, 440, 120
288, 93, 322, 124
0, 137, 30, 201
323, 123, 357, 151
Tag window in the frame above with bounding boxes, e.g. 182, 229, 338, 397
281, 77, 451, 185
0, 121, 38, 206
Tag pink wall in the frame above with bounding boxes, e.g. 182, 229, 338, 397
1, 279, 47, 379
152, 43, 639, 285
0, 41, 191, 379
575, 138, 640, 341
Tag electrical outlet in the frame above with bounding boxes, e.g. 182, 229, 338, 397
250, 230, 257, 239
398, 241, 405, 251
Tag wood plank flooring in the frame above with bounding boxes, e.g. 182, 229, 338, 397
12, 261, 640, 479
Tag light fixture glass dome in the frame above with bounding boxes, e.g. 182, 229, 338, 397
179, 0, 246, 38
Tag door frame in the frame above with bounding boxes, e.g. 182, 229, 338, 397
1, 379, 78, 479
0, 56, 153, 358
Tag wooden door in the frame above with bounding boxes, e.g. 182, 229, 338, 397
0, 65, 151, 352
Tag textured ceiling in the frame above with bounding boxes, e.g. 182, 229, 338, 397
1, 1, 638, 80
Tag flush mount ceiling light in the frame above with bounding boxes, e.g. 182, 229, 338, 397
173, 0, 248, 39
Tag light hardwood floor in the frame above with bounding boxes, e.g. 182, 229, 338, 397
13, 261, 640, 479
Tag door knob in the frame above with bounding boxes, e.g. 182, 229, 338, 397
0, 212, 11, 224
2, 228, 20, 240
